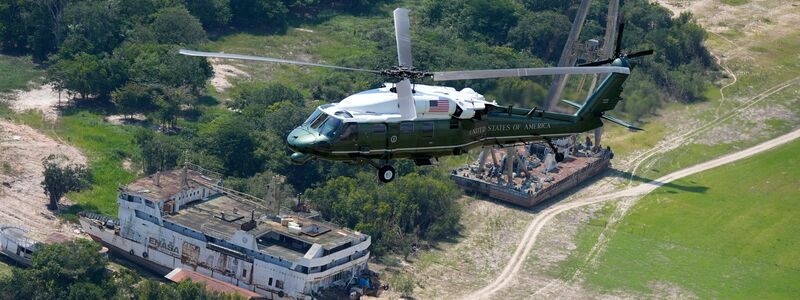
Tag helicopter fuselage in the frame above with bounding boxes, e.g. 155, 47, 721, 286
288, 106, 601, 164
284, 59, 633, 183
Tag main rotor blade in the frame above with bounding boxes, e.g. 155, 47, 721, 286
396, 79, 417, 120
627, 49, 654, 58
432, 66, 629, 81
179, 49, 381, 74
578, 58, 615, 67
393, 8, 413, 68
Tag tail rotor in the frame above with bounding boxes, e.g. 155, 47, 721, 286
580, 16, 654, 67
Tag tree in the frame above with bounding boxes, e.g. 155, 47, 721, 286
0, 0, 33, 53
508, 11, 572, 63
421, 0, 520, 44
0, 239, 243, 299
58, 0, 123, 57
47, 53, 126, 99
134, 128, 182, 174
149, 6, 207, 45
200, 115, 259, 177
185, 0, 231, 29
228, 82, 304, 110
305, 171, 461, 255
40, 154, 90, 210
0, 240, 109, 299
151, 93, 179, 130
230, 0, 288, 31
111, 83, 153, 118
113, 43, 213, 92
29, 0, 68, 61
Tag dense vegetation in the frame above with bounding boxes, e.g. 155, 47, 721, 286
0, 0, 714, 258
0, 239, 242, 299
417, 0, 714, 117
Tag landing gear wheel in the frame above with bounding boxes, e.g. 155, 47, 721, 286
555, 152, 565, 162
378, 165, 396, 183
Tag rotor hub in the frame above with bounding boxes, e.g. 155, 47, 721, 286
380, 66, 431, 80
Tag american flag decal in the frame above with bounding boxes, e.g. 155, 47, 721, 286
429, 99, 449, 112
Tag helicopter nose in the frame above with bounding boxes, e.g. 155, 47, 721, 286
287, 128, 316, 152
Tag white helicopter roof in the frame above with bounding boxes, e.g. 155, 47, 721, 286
319, 83, 496, 123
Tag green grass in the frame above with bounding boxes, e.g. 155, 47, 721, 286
0, 55, 43, 93
0, 261, 12, 278
203, 14, 387, 100
633, 28, 800, 180
8, 110, 139, 218
582, 139, 800, 299
547, 203, 617, 278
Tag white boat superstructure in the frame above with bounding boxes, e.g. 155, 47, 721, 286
80, 168, 371, 299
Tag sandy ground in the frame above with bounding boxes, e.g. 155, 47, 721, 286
104, 113, 147, 125
210, 58, 250, 92
0, 120, 86, 241
7, 84, 66, 120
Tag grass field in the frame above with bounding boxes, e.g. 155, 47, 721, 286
7, 110, 139, 218
0, 261, 11, 278
580, 139, 800, 299
0, 55, 43, 93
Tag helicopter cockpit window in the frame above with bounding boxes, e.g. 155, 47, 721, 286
303, 109, 323, 126
310, 114, 328, 129
319, 117, 342, 138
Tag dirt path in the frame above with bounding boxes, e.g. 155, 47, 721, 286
0, 120, 86, 241
623, 76, 798, 188
463, 127, 800, 299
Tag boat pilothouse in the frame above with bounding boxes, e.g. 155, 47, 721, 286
80, 166, 371, 299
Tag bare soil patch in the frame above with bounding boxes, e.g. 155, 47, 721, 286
210, 58, 250, 92
0, 120, 86, 241
7, 84, 66, 120
104, 113, 147, 125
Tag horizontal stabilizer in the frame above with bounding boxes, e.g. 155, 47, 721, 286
602, 114, 644, 131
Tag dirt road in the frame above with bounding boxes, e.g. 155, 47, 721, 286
464, 127, 800, 299
0, 120, 86, 241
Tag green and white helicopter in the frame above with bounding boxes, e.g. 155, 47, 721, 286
181, 8, 651, 182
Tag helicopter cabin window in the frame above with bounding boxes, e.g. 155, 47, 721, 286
421, 121, 434, 137
303, 109, 323, 126
372, 124, 386, 134
319, 118, 342, 138
449, 119, 460, 129
338, 123, 357, 141
400, 122, 413, 134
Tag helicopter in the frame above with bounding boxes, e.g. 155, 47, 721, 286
180, 8, 652, 183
